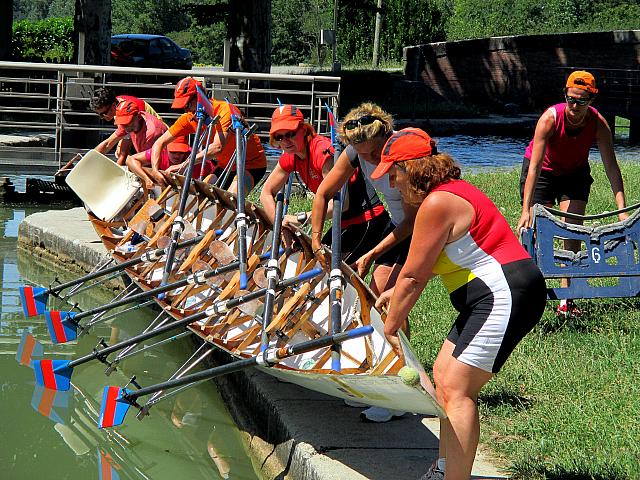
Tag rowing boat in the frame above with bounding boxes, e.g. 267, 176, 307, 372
68, 149, 445, 418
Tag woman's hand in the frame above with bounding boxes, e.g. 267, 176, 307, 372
311, 238, 330, 270
165, 164, 182, 174
375, 287, 394, 313
516, 208, 531, 232
150, 168, 167, 187
282, 214, 302, 230
355, 250, 376, 277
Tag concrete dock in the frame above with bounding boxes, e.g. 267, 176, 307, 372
18, 207, 510, 480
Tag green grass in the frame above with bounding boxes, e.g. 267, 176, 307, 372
275, 161, 640, 479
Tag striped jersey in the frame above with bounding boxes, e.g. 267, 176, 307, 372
431, 180, 530, 298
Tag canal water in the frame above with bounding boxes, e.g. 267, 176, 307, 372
0, 203, 259, 479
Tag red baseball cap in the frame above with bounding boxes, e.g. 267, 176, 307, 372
114, 99, 140, 125
172, 77, 204, 109
270, 104, 304, 135
566, 70, 598, 94
370, 128, 434, 179
167, 136, 191, 153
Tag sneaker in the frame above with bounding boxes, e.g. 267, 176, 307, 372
556, 300, 582, 318
418, 462, 445, 480
359, 406, 406, 423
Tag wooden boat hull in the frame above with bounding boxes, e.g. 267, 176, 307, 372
83, 167, 444, 418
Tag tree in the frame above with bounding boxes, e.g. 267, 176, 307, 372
73, 0, 111, 65
0, 0, 12, 60
227, 0, 271, 73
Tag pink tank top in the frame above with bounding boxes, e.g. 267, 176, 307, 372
524, 103, 598, 175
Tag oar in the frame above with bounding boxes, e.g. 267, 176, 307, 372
326, 103, 345, 372
32, 268, 323, 391
98, 325, 373, 428
260, 178, 289, 350
42, 248, 283, 344
18, 234, 209, 317
160, 91, 220, 287
229, 102, 249, 289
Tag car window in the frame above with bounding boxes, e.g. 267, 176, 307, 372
113, 39, 148, 57
159, 38, 177, 56
149, 39, 162, 56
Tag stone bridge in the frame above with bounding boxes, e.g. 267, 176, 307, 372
404, 30, 640, 142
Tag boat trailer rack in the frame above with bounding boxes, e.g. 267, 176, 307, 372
521, 203, 640, 299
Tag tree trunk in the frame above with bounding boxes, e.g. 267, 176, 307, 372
0, 0, 12, 60
227, 0, 271, 73
73, 0, 111, 65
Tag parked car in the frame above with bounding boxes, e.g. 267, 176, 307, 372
111, 34, 192, 70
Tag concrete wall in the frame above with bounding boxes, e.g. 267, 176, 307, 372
404, 30, 640, 117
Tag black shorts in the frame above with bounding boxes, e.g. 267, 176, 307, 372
519, 157, 593, 206
214, 167, 267, 190
374, 218, 411, 267
322, 211, 390, 265
447, 258, 546, 373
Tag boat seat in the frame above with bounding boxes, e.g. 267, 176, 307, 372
65, 150, 141, 221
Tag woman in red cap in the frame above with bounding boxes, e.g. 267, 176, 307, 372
149, 77, 267, 193
374, 129, 546, 480
125, 136, 213, 189
259, 104, 391, 263
517, 70, 628, 316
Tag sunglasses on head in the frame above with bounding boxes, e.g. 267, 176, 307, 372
343, 115, 382, 131
565, 95, 591, 106
97, 108, 111, 119
273, 130, 297, 142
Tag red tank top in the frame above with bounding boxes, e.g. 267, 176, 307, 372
524, 103, 598, 175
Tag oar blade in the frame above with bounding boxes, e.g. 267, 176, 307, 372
98, 386, 132, 429
44, 310, 78, 344
19, 286, 48, 317
15, 331, 44, 367
33, 359, 73, 391
30, 383, 71, 424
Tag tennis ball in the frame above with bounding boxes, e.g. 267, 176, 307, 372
398, 366, 420, 387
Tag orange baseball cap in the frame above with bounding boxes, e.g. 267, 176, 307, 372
566, 71, 598, 94
114, 99, 140, 125
172, 77, 204, 109
371, 128, 434, 179
167, 136, 191, 153
270, 104, 304, 135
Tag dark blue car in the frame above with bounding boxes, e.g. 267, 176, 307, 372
111, 34, 193, 70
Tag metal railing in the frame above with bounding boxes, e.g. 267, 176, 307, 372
0, 61, 341, 174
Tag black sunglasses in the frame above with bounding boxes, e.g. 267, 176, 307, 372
343, 115, 382, 131
565, 95, 591, 106
273, 130, 297, 142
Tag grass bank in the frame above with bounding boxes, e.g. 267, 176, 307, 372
412, 162, 640, 479
270, 160, 640, 479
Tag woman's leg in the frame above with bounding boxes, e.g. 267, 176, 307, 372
433, 340, 493, 480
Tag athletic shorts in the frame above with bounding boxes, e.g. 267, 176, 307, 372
322, 210, 390, 265
446, 258, 546, 373
214, 166, 267, 190
520, 157, 593, 206
374, 218, 411, 267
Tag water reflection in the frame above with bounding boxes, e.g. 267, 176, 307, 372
1, 205, 259, 480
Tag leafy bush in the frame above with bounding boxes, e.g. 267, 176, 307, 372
12, 17, 73, 63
